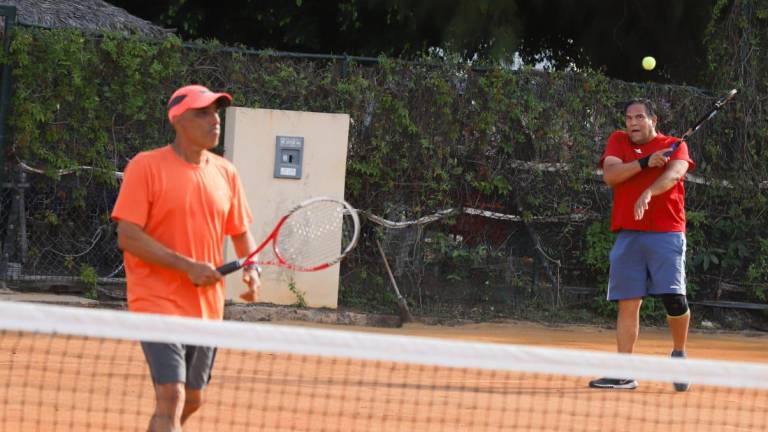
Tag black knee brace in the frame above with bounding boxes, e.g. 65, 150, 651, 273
660, 294, 689, 317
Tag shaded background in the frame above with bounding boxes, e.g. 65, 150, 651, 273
108, 0, 713, 85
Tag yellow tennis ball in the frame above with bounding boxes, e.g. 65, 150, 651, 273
642, 56, 656, 71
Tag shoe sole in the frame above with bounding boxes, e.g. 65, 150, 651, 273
589, 382, 638, 390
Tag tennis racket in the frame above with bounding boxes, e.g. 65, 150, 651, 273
665, 88, 738, 156
217, 197, 360, 275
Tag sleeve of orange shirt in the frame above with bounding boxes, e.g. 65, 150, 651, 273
224, 168, 253, 237
111, 155, 151, 227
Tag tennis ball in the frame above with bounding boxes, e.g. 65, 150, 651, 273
642, 56, 656, 71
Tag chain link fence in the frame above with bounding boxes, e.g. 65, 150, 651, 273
0, 165, 124, 298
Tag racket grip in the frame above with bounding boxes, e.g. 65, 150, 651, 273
664, 141, 680, 157
216, 260, 243, 276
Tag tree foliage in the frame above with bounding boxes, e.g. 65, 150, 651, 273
110, 0, 712, 84
6, 18, 766, 316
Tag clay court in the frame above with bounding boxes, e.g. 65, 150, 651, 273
349, 320, 768, 362
1, 317, 766, 431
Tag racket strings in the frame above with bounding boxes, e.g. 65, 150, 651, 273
276, 201, 356, 268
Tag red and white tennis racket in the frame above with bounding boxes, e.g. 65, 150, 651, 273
217, 197, 360, 275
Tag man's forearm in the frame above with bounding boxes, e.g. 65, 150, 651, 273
603, 160, 643, 186
647, 171, 682, 196
231, 231, 257, 259
647, 160, 688, 196
117, 222, 193, 273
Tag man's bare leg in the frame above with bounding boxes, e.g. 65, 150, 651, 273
181, 389, 204, 425
616, 298, 643, 353
148, 383, 185, 432
668, 310, 690, 352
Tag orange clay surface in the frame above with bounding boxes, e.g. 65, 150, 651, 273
1, 320, 766, 431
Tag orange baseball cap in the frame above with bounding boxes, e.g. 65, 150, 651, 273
167, 84, 233, 123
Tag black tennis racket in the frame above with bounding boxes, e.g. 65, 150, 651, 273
665, 89, 738, 156
217, 197, 360, 275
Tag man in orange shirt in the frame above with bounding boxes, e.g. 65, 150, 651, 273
112, 85, 259, 431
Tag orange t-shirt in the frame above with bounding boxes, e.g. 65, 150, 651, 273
111, 146, 252, 320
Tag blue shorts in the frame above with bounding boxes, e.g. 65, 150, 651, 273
140, 342, 217, 390
607, 231, 686, 301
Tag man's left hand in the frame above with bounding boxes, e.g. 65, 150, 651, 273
634, 189, 653, 220
239, 267, 261, 302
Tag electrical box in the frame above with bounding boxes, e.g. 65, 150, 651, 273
223, 108, 350, 308
274, 136, 304, 179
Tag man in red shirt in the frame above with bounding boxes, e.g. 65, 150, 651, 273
112, 85, 260, 430
590, 98, 694, 391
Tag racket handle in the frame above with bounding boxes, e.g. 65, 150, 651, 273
664, 141, 680, 157
216, 260, 243, 276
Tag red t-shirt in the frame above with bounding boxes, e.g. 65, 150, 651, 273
599, 131, 695, 233
111, 146, 252, 320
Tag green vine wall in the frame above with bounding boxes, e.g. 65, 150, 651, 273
3, 10, 767, 317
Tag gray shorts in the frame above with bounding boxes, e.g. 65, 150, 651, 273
607, 231, 686, 301
140, 342, 217, 390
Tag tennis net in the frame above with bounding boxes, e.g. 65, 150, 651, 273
0, 300, 766, 431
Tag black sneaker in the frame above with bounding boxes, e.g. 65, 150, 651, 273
671, 350, 691, 392
588, 377, 638, 390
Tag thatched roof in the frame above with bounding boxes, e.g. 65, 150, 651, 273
0, 0, 169, 37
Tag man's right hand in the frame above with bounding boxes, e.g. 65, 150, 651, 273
647, 148, 673, 168
186, 261, 223, 286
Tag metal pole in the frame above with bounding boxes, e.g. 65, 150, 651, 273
0, 6, 16, 279
374, 237, 415, 324
0, 5, 16, 186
